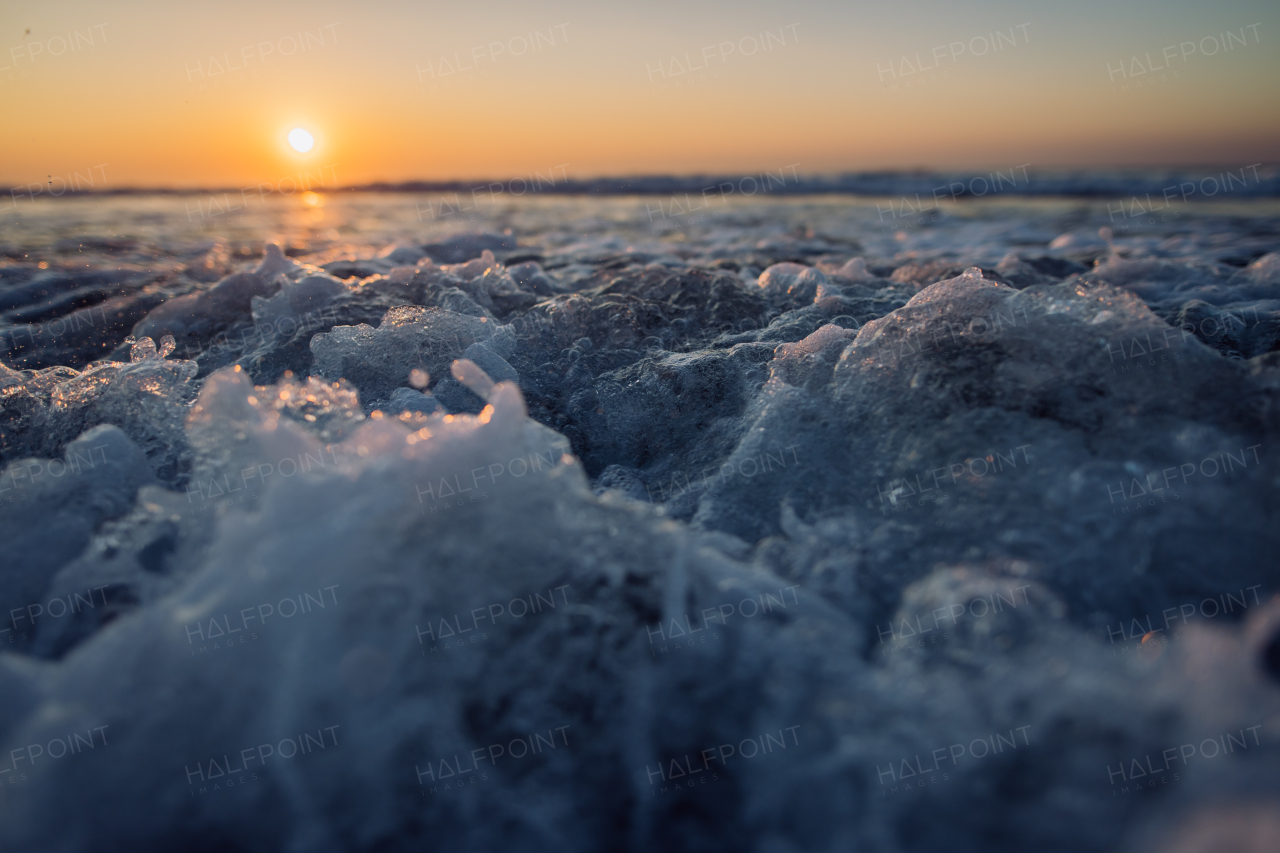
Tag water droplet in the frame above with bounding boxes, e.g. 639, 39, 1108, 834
130, 337, 158, 362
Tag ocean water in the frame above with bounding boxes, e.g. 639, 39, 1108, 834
1, 189, 1279, 851
3, 185, 1279, 275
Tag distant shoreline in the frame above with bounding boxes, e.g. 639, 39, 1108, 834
4, 167, 1278, 200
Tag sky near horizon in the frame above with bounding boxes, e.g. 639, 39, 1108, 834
2, 0, 1278, 189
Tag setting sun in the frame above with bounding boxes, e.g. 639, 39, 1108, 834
287, 128, 314, 153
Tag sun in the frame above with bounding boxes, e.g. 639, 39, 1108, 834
288, 128, 314, 153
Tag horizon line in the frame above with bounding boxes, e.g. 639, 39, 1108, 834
3, 163, 1278, 201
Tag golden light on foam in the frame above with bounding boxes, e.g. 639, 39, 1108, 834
1138, 631, 1166, 662
478, 405, 494, 424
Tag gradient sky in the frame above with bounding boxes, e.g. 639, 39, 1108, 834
2, 0, 1278, 188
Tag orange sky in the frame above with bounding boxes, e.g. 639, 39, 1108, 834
2, 0, 1278, 188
